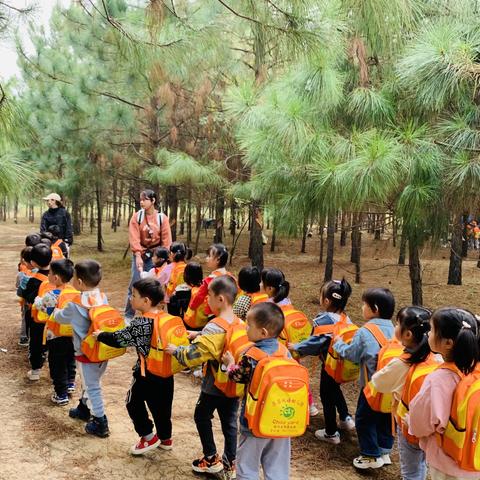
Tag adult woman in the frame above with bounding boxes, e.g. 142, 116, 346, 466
40, 193, 73, 246
125, 189, 172, 319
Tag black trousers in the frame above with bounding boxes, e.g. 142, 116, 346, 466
194, 391, 239, 464
319, 365, 350, 435
27, 310, 46, 370
47, 336, 76, 396
126, 370, 174, 440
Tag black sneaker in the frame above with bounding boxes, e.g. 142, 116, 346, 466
18, 336, 29, 347
69, 401, 91, 421
85, 415, 110, 438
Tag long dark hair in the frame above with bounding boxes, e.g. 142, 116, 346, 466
261, 268, 290, 304
397, 306, 432, 364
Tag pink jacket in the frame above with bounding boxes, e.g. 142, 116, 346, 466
409, 366, 480, 479
128, 210, 172, 255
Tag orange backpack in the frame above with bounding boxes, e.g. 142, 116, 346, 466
166, 261, 187, 297
51, 240, 65, 261
184, 286, 209, 329
438, 363, 480, 471
315, 313, 360, 383
279, 304, 312, 345
248, 292, 269, 306
363, 324, 403, 413
45, 285, 79, 337
31, 274, 59, 323
244, 343, 310, 438
81, 305, 126, 362
145, 311, 190, 377
210, 316, 253, 398
396, 354, 440, 444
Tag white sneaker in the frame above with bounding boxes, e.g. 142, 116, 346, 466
381, 454, 392, 465
309, 404, 320, 417
353, 455, 384, 469
314, 429, 340, 445
27, 369, 41, 381
339, 415, 355, 431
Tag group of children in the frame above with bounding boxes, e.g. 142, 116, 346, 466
15, 233, 480, 480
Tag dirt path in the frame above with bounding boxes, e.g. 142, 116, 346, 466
1, 222, 402, 479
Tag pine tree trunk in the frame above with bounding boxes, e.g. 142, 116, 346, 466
448, 216, 463, 285
72, 194, 81, 235
117, 180, 123, 227
398, 232, 407, 265
374, 213, 381, 240
340, 211, 347, 246
409, 238, 423, 305
392, 215, 397, 248
324, 214, 335, 282
250, 202, 264, 271
461, 214, 469, 258
351, 213, 359, 263
187, 191, 192, 245
214, 194, 224, 243
167, 186, 178, 241
13, 196, 18, 223
354, 228, 362, 284
194, 202, 202, 255
112, 176, 118, 232
319, 220, 325, 264
301, 216, 308, 253
96, 183, 103, 252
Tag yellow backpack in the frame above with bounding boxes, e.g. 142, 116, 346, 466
279, 304, 312, 345
244, 344, 310, 438
46, 285, 79, 337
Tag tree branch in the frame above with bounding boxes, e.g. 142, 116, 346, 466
0, 1, 33, 14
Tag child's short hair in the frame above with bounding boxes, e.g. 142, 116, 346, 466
209, 275, 237, 305
133, 277, 164, 306
321, 278, 352, 311
397, 306, 432, 364
248, 302, 285, 337
261, 268, 290, 304
74, 260, 102, 287
362, 288, 395, 319
25, 233, 41, 247
21, 246, 33, 263
184, 262, 203, 287
50, 259, 74, 283
170, 242, 193, 262
153, 246, 169, 266
238, 266, 261, 294
47, 225, 61, 240
40, 238, 52, 247
41, 231, 54, 242
30, 243, 52, 268
207, 243, 228, 268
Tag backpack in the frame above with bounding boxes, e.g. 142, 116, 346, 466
210, 316, 252, 397
146, 311, 190, 377
51, 239, 65, 261
279, 304, 312, 345
439, 363, 480, 471
244, 344, 310, 438
81, 305, 126, 362
319, 314, 360, 384
247, 292, 269, 306
363, 323, 403, 413
31, 275, 59, 324
184, 286, 209, 329
166, 262, 187, 297
45, 285, 79, 337
396, 354, 440, 444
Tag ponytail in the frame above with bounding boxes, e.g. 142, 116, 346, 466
170, 242, 192, 262
321, 278, 352, 312
397, 306, 432, 364
261, 268, 290, 304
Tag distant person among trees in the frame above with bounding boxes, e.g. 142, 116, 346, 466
125, 189, 172, 320
40, 193, 73, 248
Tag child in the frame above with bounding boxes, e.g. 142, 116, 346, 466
165, 276, 239, 477
188, 243, 234, 318
53, 260, 110, 438
48, 225, 68, 259
183, 262, 207, 330
25, 233, 42, 247
233, 266, 268, 320
167, 242, 193, 316
289, 279, 355, 444
141, 246, 172, 287
16, 246, 34, 346
333, 287, 396, 470
42, 259, 77, 405
93, 278, 176, 454
371, 306, 434, 480
408, 307, 480, 480
222, 302, 291, 480
20, 243, 52, 381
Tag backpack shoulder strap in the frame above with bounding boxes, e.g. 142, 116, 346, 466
210, 316, 231, 332
137, 209, 145, 224
245, 345, 268, 362
33, 272, 48, 282
364, 323, 388, 347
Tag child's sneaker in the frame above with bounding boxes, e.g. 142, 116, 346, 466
339, 415, 356, 431
223, 460, 236, 479
67, 383, 76, 395
18, 336, 29, 347
158, 438, 173, 451
51, 392, 69, 406
85, 415, 110, 438
309, 404, 320, 417
69, 400, 91, 421
192, 454, 224, 474
314, 429, 340, 445
27, 369, 41, 381
130, 434, 160, 455
381, 453, 392, 465
353, 455, 385, 469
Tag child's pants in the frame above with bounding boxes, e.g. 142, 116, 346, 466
77, 360, 108, 417
397, 426, 427, 480
126, 370, 174, 440
194, 391, 239, 465
355, 391, 394, 458
27, 311, 46, 370
20, 304, 28, 338
429, 467, 472, 480
47, 337, 76, 397
236, 433, 290, 480
319, 366, 350, 435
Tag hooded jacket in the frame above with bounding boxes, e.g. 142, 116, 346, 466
40, 206, 73, 245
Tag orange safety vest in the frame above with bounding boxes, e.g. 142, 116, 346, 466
279, 304, 312, 345
396, 354, 440, 444
51, 239, 65, 261
363, 324, 404, 413
166, 261, 187, 297
45, 285, 80, 337
31, 274, 59, 323
438, 363, 480, 472
210, 316, 253, 398
184, 286, 209, 329
247, 292, 269, 306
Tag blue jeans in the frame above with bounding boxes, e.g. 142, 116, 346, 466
77, 361, 108, 418
124, 255, 153, 318
397, 426, 427, 480
355, 390, 394, 458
